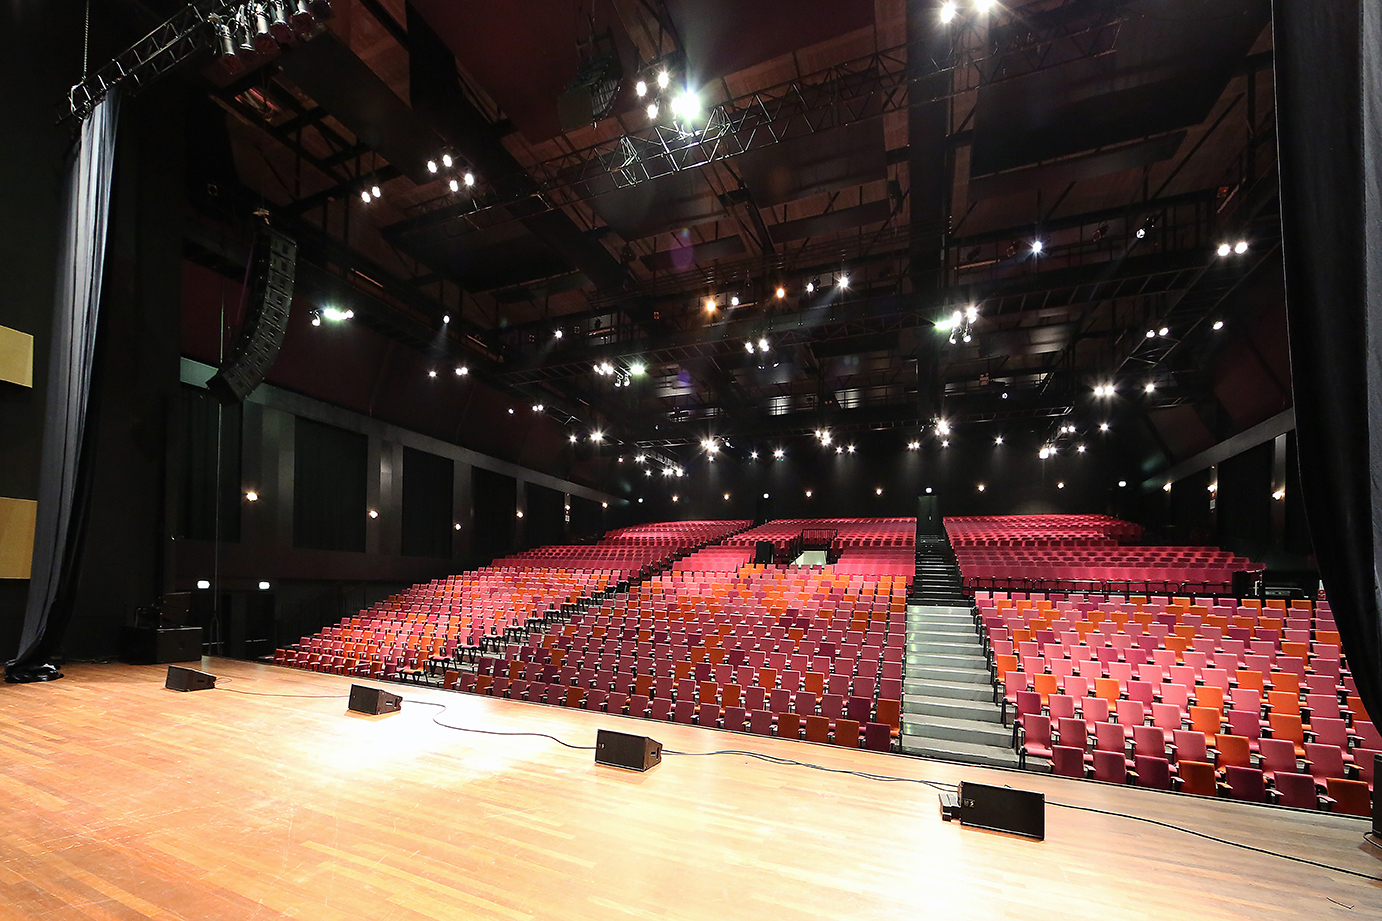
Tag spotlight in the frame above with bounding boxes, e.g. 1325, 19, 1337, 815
517, 510, 524, 517
259, 581, 271, 590
635, 454, 646, 463
368, 509, 379, 519
1118, 480, 1127, 488
1135, 227, 1146, 240
371, 184, 381, 198
941, 440, 949, 447
995, 436, 1004, 445
907, 441, 920, 450
1057, 482, 1065, 489
449, 178, 460, 192
554, 328, 563, 339
360, 190, 372, 203
591, 431, 604, 442
245, 491, 259, 502
1163, 482, 1173, 493
1234, 240, 1249, 254
1039, 447, 1051, 459
428, 370, 437, 379
602, 502, 608, 509
730, 295, 740, 307
925, 487, 933, 494
724, 493, 730, 500
1158, 327, 1169, 337
847, 444, 856, 454
638, 498, 644, 503
1001, 392, 1009, 400
775, 286, 786, 299
806, 280, 816, 294
976, 0, 996, 11
671, 90, 699, 121
657, 70, 670, 89
745, 341, 755, 353
672, 496, 678, 503
569, 434, 578, 443
706, 298, 717, 312
427, 159, 438, 173
635, 79, 647, 97
1217, 242, 1231, 257
875, 487, 882, 495
454, 523, 462, 530
646, 102, 659, 119
197, 580, 211, 590
533, 404, 544, 412
442, 153, 454, 168
1146, 329, 1156, 339
962, 333, 972, 343
835, 446, 843, 454
464, 172, 475, 187
1031, 240, 1044, 254
818, 430, 832, 445
1144, 382, 1156, 393
773, 448, 784, 459
977, 484, 985, 492
1213, 320, 1225, 331
1077, 444, 1086, 453
838, 274, 849, 288
758, 337, 769, 352
750, 450, 758, 459
442, 314, 451, 324
455, 366, 468, 376
762, 493, 769, 500
805, 490, 813, 498
1099, 423, 1110, 432
937, 419, 951, 435
940, 1, 957, 23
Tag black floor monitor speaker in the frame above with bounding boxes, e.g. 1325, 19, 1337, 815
123, 626, 202, 664
348, 684, 402, 715
957, 781, 1045, 840
594, 729, 662, 771
165, 665, 217, 692
207, 226, 297, 405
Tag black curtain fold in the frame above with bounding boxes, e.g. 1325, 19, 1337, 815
1273, 2, 1382, 724
6, 91, 120, 682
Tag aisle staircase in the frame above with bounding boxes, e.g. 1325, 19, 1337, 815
901, 532, 1018, 767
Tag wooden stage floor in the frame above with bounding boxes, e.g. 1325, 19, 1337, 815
0, 659, 1378, 921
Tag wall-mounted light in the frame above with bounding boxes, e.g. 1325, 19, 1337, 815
258, 581, 271, 590
196, 580, 211, 590
245, 490, 259, 502
368, 509, 379, 519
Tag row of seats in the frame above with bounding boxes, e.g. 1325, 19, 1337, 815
946, 515, 1143, 546
722, 518, 917, 554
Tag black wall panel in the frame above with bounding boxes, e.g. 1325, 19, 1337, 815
401, 446, 453, 558
293, 418, 367, 552
177, 387, 242, 542
525, 483, 566, 550
471, 467, 516, 564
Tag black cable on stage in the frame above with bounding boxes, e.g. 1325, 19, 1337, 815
662, 746, 958, 792
1365, 832, 1381, 851
218, 686, 349, 699
1045, 799, 1381, 882
408, 699, 596, 750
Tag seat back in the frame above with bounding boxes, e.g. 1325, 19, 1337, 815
1052, 745, 1085, 778
1215, 734, 1251, 769
1223, 765, 1266, 802
1134, 754, 1172, 790
1178, 759, 1217, 796
1093, 750, 1127, 784
1325, 777, 1372, 816
1273, 771, 1320, 809
1172, 729, 1208, 764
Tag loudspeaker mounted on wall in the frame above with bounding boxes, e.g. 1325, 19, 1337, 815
207, 226, 297, 405
165, 665, 217, 691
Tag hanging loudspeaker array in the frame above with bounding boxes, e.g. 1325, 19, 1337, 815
207, 227, 297, 405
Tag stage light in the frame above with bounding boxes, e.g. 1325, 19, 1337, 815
638, 497, 644, 503
428, 370, 437, 378
942, 440, 949, 447
1031, 240, 1044, 254
875, 487, 882, 495
455, 366, 468, 376
464, 172, 475, 187
371, 184, 381, 198
819, 430, 832, 445
1163, 482, 1172, 492
590, 431, 604, 442
730, 295, 740, 307
646, 470, 652, 477
762, 493, 769, 500
533, 403, 544, 412
758, 337, 769, 352
197, 580, 211, 590
1158, 327, 1169, 337
1273, 488, 1285, 501
517, 510, 524, 517
1001, 392, 1009, 399
749, 450, 759, 460
1057, 482, 1065, 489
602, 502, 609, 509
1213, 319, 1225, 331
427, 159, 438, 173
507, 408, 514, 414
1235, 240, 1248, 254
702, 438, 719, 453
442, 153, 453, 168
360, 190, 372, 203
552, 328, 563, 340
657, 70, 670, 89
1144, 382, 1156, 393
1118, 480, 1127, 488
259, 581, 271, 590
806, 280, 816, 294
1077, 444, 1086, 453
636, 454, 647, 463
745, 341, 755, 353
311, 314, 321, 327
773, 448, 784, 459
635, 79, 647, 97
775, 286, 786, 299
1217, 242, 1231, 257
976, 0, 996, 11
907, 441, 920, 450
442, 314, 450, 324
569, 434, 577, 443
724, 493, 730, 500
1145, 329, 1156, 339
644, 101, 660, 119
706, 298, 717, 312
1136, 227, 1146, 239
995, 436, 1004, 445
940, 1, 957, 23
838, 274, 849, 288
629, 362, 646, 375
1100, 423, 1110, 432
454, 523, 462, 530
1039, 447, 1051, 459
368, 509, 379, 519
847, 444, 856, 454
677, 467, 685, 477
805, 489, 813, 498
977, 484, 985, 492
962, 333, 972, 343
966, 304, 978, 322
835, 446, 843, 454
671, 90, 699, 120
448, 178, 460, 192
937, 419, 951, 435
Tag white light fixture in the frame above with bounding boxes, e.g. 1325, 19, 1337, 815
1077, 444, 1086, 453
977, 483, 985, 492
322, 306, 352, 322
507, 408, 514, 414
1057, 482, 1065, 489
1235, 240, 1249, 254
671, 90, 699, 121
941, 439, 949, 447
533, 403, 544, 412
371, 184, 381, 198
657, 70, 670, 89
635, 454, 646, 463
554, 329, 563, 339
1158, 327, 1169, 337
773, 448, 784, 459
875, 487, 882, 495
806, 281, 815, 294
196, 580, 210, 590
976, 0, 997, 11
995, 436, 1004, 445
368, 509, 379, 519
464, 172, 475, 187
744, 341, 755, 353
847, 444, 855, 454
937, 419, 951, 435
517, 510, 524, 518
775, 286, 786, 299
635, 79, 647, 97
762, 492, 769, 499
590, 431, 604, 442
360, 190, 372, 203
706, 298, 717, 312
602, 502, 608, 509
1273, 488, 1285, 501
455, 365, 468, 376
442, 153, 453, 168
1146, 329, 1157, 339
259, 581, 271, 590
638, 498, 644, 503
1031, 240, 1044, 254
805, 489, 813, 498
1213, 320, 1225, 331
1145, 382, 1157, 393
449, 178, 460, 192
835, 446, 843, 454
630, 362, 646, 375
730, 295, 740, 307
1100, 423, 1110, 432
907, 441, 920, 450
749, 450, 759, 460
1118, 480, 1127, 488
838, 274, 849, 288
428, 370, 437, 378
443, 314, 450, 324
672, 495, 678, 503
723, 493, 730, 500
646, 102, 659, 119
427, 160, 438, 173
1039, 447, 1051, 459
245, 490, 259, 502
1217, 243, 1231, 257
311, 315, 321, 327
454, 523, 462, 530
940, 1, 957, 23
1163, 482, 1173, 492
758, 337, 769, 352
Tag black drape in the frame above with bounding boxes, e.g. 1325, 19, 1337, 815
1273, 3, 1382, 724
6, 92, 119, 683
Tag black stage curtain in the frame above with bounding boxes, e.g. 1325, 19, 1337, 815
5, 93, 120, 683
1273, 3, 1382, 724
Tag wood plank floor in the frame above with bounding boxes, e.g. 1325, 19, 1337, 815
0, 658, 1377, 921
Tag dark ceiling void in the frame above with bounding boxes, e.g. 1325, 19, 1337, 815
664, 0, 875, 83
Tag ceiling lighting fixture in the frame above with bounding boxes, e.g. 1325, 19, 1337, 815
847, 444, 856, 454
745, 340, 755, 353
1158, 327, 1169, 337
976, 0, 997, 11
646, 102, 659, 119
907, 441, 920, 450
773, 448, 784, 459
590, 431, 604, 442
259, 581, 271, 590
517, 510, 524, 517
245, 490, 259, 502
671, 90, 699, 121
706, 298, 717, 312
805, 489, 812, 497
762, 493, 769, 499
371, 184, 381, 199
1144, 382, 1157, 393
723, 493, 730, 500
837, 273, 849, 288
757, 337, 769, 352
1146, 329, 1156, 339
1217, 243, 1232, 257
995, 436, 1004, 445
360, 190, 372, 203
1212, 320, 1225, 331
635, 79, 647, 97
629, 362, 646, 375
310, 312, 321, 327
1118, 480, 1127, 488
442, 153, 453, 169
442, 314, 450, 324
569, 434, 577, 443
427, 159, 438, 173
1031, 239, 1044, 254
197, 580, 211, 590
1057, 482, 1065, 489
553, 328, 563, 339
749, 450, 758, 459
937, 419, 951, 435
463, 172, 475, 187
775, 286, 786, 299
368, 509, 379, 519
806, 279, 816, 294
1163, 482, 1173, 492
1235, 240, 1249, 254
875, 487, 882, 495
1099, 423, 1110, 432
656, 69, 670, 89
532, 404, 544, 412
455, 365, 468, 376
1039, 447, 1051, 459
941, 439, 949, 447
730, 295, 740, 307
1077, 444, 1086, 453
427, 370, 437, 379
940, 1, 957, 23
835, 446, 843, 454
448, 178, 460, 192
977, 483, 985, 492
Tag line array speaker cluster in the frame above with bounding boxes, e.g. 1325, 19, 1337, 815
207, 226, 297, 405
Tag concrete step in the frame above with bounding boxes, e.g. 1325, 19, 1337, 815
902, 695, 1003, 723
906, 664, 991, 684
903, 678, 994, 701
899, 736, 1022, 769
901, 714, 1014, 748
905, 651, 988, 669
905, 640, 976, 658
907, 622, 975, 636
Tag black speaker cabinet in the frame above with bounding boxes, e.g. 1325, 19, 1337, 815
595, 729, 662, 771
207, 227, 297, 405
124, 626, 203, 664
165, 665, 217, 692
958, 781, 1046, 840
348, 685, 402, 715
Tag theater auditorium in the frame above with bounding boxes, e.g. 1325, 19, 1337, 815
1, 1, 1379, 919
